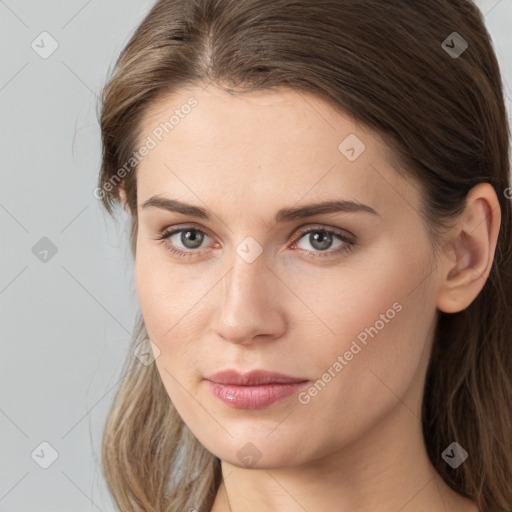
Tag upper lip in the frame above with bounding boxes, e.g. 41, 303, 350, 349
205, 369, 308, 386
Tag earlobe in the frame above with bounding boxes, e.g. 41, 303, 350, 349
436, 183, 501, 314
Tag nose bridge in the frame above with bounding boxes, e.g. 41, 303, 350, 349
212, 248, 285, 343
223, 251, 269, 313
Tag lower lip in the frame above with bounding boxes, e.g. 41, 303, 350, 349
205, 380, 309, 409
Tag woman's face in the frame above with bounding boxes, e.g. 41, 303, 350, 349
133, 84, 443, 468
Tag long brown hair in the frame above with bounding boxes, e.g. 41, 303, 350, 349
97, 1, 512, 510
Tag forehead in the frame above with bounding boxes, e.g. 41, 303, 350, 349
135, 85, 420, 219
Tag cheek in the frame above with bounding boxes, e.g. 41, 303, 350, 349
134, 244, 221, 383
135, 243, 203, 338
135, 249, 211, 412
295, 247, 436, 433
135, 251, 173, 340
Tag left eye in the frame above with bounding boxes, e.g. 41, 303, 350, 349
293, 228, 352, 253
156, 225, 356, 258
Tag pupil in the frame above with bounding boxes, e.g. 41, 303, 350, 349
182, 230, 203, 249
311, 231, 332, 250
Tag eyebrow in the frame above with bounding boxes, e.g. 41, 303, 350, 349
139, 195, 380, 223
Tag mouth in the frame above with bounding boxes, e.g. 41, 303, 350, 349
204, 369, 309, 409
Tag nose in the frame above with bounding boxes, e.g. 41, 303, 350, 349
210, 254, 287, 345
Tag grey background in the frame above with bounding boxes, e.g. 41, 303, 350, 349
0, 1, 511, 511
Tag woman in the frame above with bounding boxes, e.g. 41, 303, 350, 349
96, 0, 512, 510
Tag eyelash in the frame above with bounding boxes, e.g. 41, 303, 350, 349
155, 224, 357, 260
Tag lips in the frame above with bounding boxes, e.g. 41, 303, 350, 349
205, 369, 307, 386
204, 369, 309, 409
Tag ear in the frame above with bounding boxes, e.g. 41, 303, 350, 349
436, 183, 501, 313
118, 185, 131, 215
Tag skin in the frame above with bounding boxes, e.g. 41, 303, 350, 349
120, 83, 500, 511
